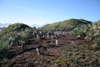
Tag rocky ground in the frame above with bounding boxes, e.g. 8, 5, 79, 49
2, 32, 87, 67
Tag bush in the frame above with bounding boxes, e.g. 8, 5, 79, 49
69, 20, 100, 51
93, 37, 100, 46
1, 58, 8, 64
20, 33, 28, 41
0, 41, 10, 58
66, 26, 75, 31
69, 25, 87, 37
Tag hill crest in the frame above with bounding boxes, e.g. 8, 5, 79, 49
42, 19, 92, 29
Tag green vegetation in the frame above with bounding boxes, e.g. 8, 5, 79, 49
42, 19, 92, 30
94, 37, 100, 46
60, 45, 100, 67
1, 58, 8, 64
0, 23, 32, 59
0, 19, 100, 66
70, 20, 100, 49
69, 25, 88, 37
32, 56, 68, 67
0, 23, 30, 35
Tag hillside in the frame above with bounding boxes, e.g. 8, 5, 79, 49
42, 19, 92, 29
0, 23, 31, 35
0, 23, 32, 58
1, 21, 100, 67
1, 27, 100, 67
70, 20, 100, 48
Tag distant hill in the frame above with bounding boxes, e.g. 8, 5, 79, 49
0, 27, 5, 31
42, 19, 92, 29
30, 24, 43, 28
0, 23, 11, 27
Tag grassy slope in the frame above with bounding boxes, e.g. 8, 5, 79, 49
42, 19, 92, 29
0, 23, 31, 35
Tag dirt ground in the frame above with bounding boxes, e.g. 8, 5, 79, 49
4, 31, 87, 67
